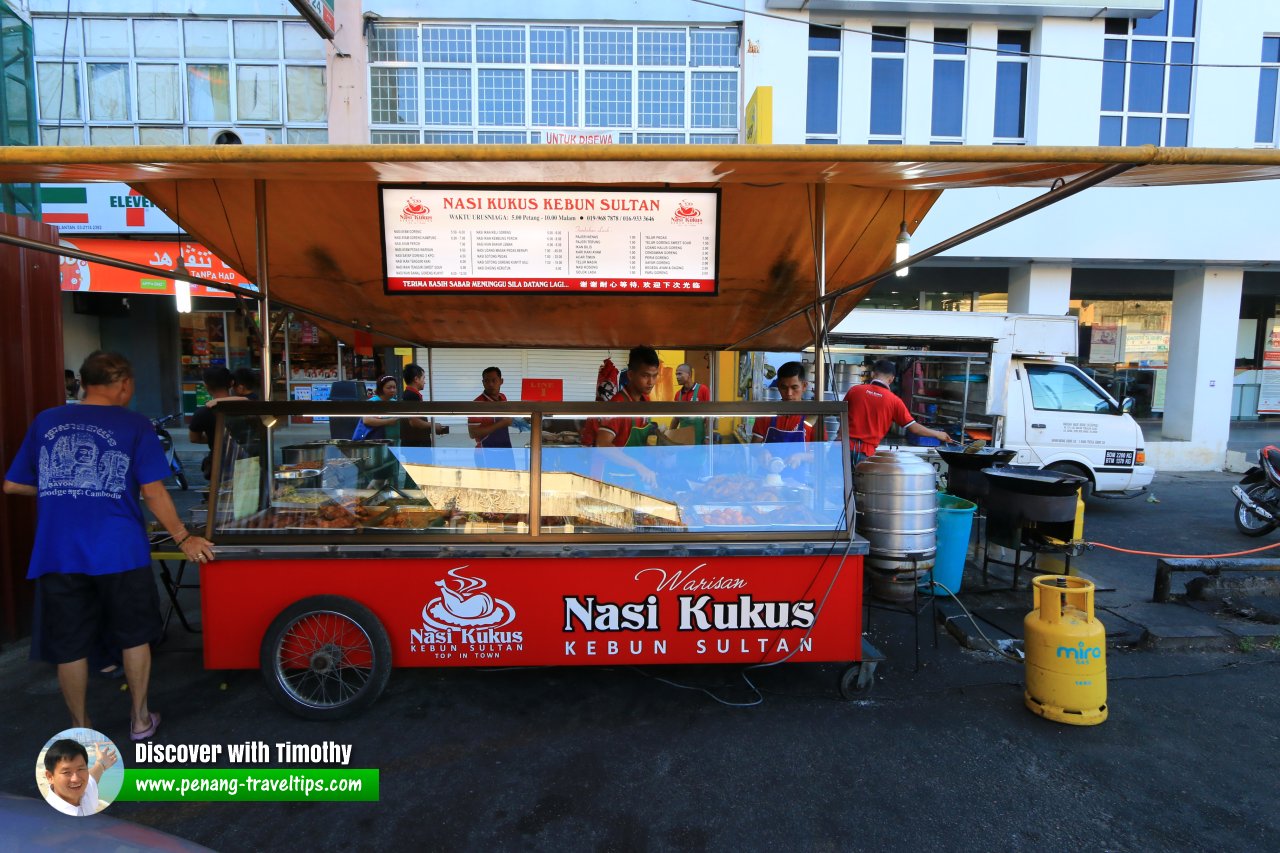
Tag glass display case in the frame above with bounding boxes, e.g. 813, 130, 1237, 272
207, 400, 851, 543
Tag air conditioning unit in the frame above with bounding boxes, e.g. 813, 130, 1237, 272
210, 127, 275, 145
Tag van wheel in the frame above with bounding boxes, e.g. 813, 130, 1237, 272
1044, 462, 1094, 502
260, 596, 391, 720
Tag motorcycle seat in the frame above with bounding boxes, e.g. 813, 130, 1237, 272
1263, 445, 1280, 478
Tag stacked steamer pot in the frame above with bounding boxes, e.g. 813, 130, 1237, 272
855, 450, 937, 602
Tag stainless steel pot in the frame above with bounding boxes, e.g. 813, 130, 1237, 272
855, 445, 936, 571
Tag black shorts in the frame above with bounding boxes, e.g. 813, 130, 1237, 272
38, 567, 162, 664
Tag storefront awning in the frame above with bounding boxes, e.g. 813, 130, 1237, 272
4, 143, 1280, 351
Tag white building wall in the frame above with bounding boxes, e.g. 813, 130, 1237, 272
743, 3, 808, 144
1191, 0, 1280, 147
1028, 17, 1104, 145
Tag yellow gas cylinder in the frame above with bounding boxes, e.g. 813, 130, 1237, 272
1023, 575, 1108, 726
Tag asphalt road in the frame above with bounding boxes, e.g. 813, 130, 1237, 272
1, 469, 1277, 851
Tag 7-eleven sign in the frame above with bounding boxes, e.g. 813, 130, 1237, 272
39, 183, 180, 234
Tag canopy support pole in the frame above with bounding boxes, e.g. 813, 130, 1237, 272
813, 184, 828, 401
255, 179, 272, 401
729, 162, 1136, 351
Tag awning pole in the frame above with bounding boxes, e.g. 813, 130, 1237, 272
813, 184, 827, 401
255, 179, 272, 401
729, 162, 1136, 351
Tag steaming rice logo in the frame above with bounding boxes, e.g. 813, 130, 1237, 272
421, 567, 515, 630
400, 197, 432, 221
671, 201, 703, 225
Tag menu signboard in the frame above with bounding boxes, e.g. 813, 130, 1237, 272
380, 186, 719, 295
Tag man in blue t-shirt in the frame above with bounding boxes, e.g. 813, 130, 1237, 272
4, 351, 215, 741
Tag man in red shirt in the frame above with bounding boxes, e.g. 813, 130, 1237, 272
468, 366, 516, 470
845, 359, 952, 464
673, 364, 709, 403
751, 361, 814, 443
673, 362, 710, 445
467, 366, 513, 449
749, 361, 814, 471
592, 346, 661, 487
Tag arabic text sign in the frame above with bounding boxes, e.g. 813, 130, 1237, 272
59, 238, 256, 298
380, 187, 719, 295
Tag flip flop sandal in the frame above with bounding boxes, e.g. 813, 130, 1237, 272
130, 712, 161, 742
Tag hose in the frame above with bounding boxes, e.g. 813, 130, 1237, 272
1081, 540, 1280, 559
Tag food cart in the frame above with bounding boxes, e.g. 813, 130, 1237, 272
205, 397, 865, 717
7, 143, 1280, 717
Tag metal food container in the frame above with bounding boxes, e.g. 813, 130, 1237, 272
855, 450, 937, 601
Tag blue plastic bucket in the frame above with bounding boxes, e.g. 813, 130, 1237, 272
925, 492, 976, 596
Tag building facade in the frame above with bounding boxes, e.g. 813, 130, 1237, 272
12, 0, 1280, 467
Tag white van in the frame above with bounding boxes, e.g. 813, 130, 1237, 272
824, 310, 1152, 498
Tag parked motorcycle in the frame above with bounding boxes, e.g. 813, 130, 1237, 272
152, 414, 189, 491
1232, 445, 1280, 536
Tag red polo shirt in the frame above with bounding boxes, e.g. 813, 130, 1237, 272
675, 383, 709, 402
844, 380, 915, 455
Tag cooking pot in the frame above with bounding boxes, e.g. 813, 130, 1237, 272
281, 442, 332, 467
282, 440, 390, 469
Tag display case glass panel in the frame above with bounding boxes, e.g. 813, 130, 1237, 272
539, 410, 846, 534
208, 403, 848, 540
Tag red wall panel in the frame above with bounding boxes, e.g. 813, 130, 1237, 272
0, 214, 64, 641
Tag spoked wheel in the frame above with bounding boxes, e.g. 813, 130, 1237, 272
1234, 483, 1279, 537
838, 661, 877, 699
260, 596, 392, 719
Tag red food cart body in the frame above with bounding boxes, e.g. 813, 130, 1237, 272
203, 554, 863, 670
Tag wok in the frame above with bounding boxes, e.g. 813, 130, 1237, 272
936, 447, 1017, 470
982, 466, 1088, 497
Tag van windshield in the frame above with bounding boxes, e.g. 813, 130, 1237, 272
1026, 364, 1113, 414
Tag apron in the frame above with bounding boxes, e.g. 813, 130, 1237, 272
763, 415, 806, 463
674, 384, 707, 445
592, 391, 652, 484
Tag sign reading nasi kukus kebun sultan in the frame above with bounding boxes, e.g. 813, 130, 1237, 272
201, 556, 861, 669
379, 186, 720, 295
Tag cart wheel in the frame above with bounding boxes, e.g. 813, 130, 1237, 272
260, 595, 392, 720
839, 662, 877, 699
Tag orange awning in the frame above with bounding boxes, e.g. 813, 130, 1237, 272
5, 143, 1280, 351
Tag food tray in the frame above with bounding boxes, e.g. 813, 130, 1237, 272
274, 468, 322, 480
363, 507, 451, 531
286, 522, 359, 533
271, 487, 377, 508
218, 508, 307, 533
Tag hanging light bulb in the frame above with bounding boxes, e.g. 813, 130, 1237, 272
174, 245, 192, 313
894, 221, 911, 278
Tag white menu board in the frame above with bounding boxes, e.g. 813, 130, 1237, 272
380, 187, 719, 295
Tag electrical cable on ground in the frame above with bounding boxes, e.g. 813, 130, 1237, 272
929, 580, 1024, 663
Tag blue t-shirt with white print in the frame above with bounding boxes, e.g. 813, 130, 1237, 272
5, 404, 170, 578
